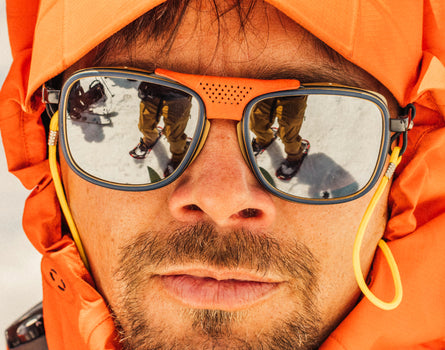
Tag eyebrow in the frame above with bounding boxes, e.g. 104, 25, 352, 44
98, 56, 370, 91
250, 64, 368, 88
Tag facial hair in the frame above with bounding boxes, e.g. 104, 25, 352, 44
111, 222, 322, 349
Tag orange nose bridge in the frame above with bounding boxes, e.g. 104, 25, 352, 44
155, 68, 301, 120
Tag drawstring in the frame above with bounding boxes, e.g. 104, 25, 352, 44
48, 111, 91, 271
352, 146, 403, 310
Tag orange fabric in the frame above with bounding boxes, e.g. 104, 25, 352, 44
0, 0, 444, 349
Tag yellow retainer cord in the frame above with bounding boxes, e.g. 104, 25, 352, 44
48, 112, 90, 271
352, 146, 403, 310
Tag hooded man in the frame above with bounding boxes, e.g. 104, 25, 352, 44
1, 0, 444, 349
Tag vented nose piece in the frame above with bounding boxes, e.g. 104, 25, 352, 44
155, 68, 301, 121
198, 82, 253, 105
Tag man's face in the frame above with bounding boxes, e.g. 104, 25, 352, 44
61, 1, 394, 349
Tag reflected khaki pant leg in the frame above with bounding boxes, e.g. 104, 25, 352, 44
163, 97, 191, 163
139, 98, 161, 145
277, 96, 307, 161
249, 99, 276, 146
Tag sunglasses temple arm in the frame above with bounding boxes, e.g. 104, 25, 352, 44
48, 112, 91, 272
352, 146, 403, 310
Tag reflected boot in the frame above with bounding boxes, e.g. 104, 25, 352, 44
164, 160, 180, 177
276, 140, 310, 180
129, 137, 158, 159
164, 140, 191, 177
252, 130, 277, 156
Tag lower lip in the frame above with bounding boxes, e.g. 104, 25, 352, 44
160, 274, 280, 310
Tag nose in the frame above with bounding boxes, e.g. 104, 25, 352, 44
168, 119, 276, 229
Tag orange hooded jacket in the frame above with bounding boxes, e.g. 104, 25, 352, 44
1, 0, 444, 349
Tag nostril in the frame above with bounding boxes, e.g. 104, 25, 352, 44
185, 204, 202, 211
238, 208, 261, 218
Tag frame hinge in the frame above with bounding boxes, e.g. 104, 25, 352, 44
42, 85, 60, 104
389, 103, 416, 156
390, 116, 414, 133
390, 103, 416, 133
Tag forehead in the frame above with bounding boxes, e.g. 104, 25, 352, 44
96, 5, 346, 77
74, 0, 392, 102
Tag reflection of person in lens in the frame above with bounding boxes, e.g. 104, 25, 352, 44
129, 82, 191, 177
68, 80, 106, 119
250, 95, 309, 180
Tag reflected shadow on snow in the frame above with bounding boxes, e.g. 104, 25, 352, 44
259, 145, 359, 200
295, 153, 359, 199
69, 111, 119, 142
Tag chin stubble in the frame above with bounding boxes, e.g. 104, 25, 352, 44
111, 222, 322, 349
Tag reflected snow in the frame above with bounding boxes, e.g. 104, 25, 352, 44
65, 77, 383, 198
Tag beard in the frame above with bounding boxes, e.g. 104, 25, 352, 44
111, 222, 323, 349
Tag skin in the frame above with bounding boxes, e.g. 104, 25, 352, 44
61, 1, 397, 348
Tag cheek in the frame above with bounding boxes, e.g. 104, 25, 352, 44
276, 193, 385, 253
60, 158, 171, 299
274, 187, 388, 326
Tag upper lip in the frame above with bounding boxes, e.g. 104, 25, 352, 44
158, 266, 285, 283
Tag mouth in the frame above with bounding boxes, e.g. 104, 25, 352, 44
160, 269, 283, 311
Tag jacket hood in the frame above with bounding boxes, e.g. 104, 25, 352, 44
0, 0, 444, 349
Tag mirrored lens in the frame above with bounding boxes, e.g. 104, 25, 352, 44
62, 75, 201, 186
246, 93, 385, 200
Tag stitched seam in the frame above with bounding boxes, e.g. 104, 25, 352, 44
412, 124, 442, 155
86, 314, 115, 346
328, 333, 348, 350
20, 108, 31, 168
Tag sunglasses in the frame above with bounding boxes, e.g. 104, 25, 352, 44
45, 67, 407, 204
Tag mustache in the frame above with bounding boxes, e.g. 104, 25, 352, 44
117, 222, 319, 283
113, 223, 322, 349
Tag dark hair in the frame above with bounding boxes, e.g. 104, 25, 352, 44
95, 0, 260, 64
